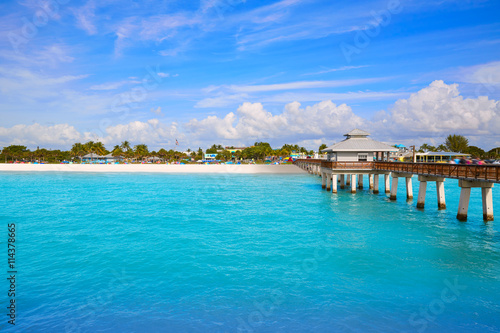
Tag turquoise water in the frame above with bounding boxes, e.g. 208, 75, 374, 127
1, 172, 499, 332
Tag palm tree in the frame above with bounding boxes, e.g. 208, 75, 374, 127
445, 134, 469, 153
70, 143, 86, 163
134, 144, 149, 162
318, 144, 327, 152
157, 148, 167, 162
93, 142, 107, 156
120, 141, 131, 152
111, 145, 124, 156
419, 143, 436, 152
436, 144, 448, 152
84, 141, 95, 153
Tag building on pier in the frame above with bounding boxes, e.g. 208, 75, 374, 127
321, 129, 398, 162
414, 151, 470, 163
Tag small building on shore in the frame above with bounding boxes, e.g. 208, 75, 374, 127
81, 153, 122, 163
321, 129, 398, 162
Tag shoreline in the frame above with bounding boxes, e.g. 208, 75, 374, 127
0, 164, 305, 174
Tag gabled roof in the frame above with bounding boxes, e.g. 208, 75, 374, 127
344, 128, 370, 137
322, 129, 398, 153
322, 138, 398, 152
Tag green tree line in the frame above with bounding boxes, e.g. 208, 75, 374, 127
418, 134, 499, 158
0, 141, 314, 163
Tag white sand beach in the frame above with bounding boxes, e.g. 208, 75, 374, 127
0, 163, 306, 174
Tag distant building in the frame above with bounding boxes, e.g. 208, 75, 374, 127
414, 152, 470, 163
225, 147, 247, 154
203, 153, 217, 161
391, 144, 410, 161
82, 153, 122, 163
321, 129, 398, 162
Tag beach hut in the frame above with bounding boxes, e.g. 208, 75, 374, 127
321, 129, 398, 162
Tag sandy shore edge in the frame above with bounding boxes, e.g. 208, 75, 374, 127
0, 164, 306, 174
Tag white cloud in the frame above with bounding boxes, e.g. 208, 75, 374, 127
459, 61, 500, 87
195, 77, 392, 107
229, 78, 385, 93
372, 80, 500, 143
0, 123, 83, 147
303, 65, 369, 76
187, 100, 364, 142
90, 80, 130, 91
101, 119, 181, 147
261, 91, 408, 103
0, 120, 182, 150
2, 81, 499, 151
72, 0, 98, 35
151, 106, 162, 115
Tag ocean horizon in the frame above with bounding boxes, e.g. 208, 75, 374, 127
1, 171, 499, 332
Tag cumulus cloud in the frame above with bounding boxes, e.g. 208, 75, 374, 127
0, 123, 84, 147
101, 119, 181, 147
2, 81, 499, 150
373, 80, 500, 141
186, 100, 364, 142
0, 120, 181, 150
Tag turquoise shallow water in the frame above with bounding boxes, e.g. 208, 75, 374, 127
0, 171, 499, 332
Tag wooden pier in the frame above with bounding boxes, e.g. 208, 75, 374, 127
295, 159, 498, 221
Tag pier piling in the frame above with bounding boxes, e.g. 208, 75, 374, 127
390, 177, 398, 200
417, 180, 427, 208
331, 174, 338, 193
373, 174, 380, 194
296, 159, 497, 222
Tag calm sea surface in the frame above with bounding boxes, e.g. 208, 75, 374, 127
0, 172, 499, 332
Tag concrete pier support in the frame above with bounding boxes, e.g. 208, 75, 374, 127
384, 174, 391, 193
346, 174, 351, 186
351, 174, 357, 193
326, 173, 331, 191
369, 174, 374, 190
340, 174, 345, 189
457, 180, 494, 221
457, 187, 471, 221
416, 176, 446, 209
417, 180, 427, 208
321, 172, 326, 189
331, 174, 338, 193
358, 174, 363, 189
373, 174, 380, 194
436, 181, 446, 210
390, 177, 398, 200
406, 177, 413, 200
482, 187, 494, 221
390, 173, 414, 201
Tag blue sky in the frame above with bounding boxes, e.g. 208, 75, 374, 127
1, 0, 500, 150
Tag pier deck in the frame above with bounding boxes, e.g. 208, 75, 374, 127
295, 159, 499, 221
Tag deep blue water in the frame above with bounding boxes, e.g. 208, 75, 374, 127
0, 172, 499, 333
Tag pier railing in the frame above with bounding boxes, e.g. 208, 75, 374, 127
321, 161, 375, 169
295, 159, 500, 183
374, 162, 500, 182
